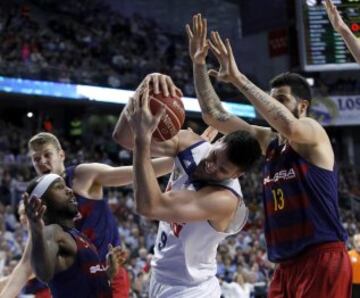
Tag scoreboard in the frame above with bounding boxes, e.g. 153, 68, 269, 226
297, 0, 360, 71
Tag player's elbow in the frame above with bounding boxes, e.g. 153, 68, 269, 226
135, 205, 158, 220
135, 201, 153, 218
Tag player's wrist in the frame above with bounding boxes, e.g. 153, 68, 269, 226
231, 72, 247, 86
134, 135, 151, 146
193, 59, 206, 65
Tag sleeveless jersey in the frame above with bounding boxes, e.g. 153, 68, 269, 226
23, 278, 50, 296
151, 141, 248, 286
48, 227, 112, 298
263, 138, 347, 262
65, 165, 120, 261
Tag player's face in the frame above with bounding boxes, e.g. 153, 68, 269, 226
270, 86, 300, 119
45, 178, 78, 217
194, 141, 241, 182
30, 143, 65, 176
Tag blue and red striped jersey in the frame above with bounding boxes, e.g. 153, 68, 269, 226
263, 138, 347, 262
48, 227, 112, 298
65, 165, 120, 261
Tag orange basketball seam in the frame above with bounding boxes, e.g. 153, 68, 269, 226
151, 96, 182, 130
155, 127, 166, 141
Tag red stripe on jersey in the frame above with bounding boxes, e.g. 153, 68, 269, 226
265, 193, 311, 216
266, 221, 314, 246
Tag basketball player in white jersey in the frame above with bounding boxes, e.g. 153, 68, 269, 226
113, 76, 262, 297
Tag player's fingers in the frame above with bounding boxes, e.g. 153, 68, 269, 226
159, 75, 169, 97
202, 18, 208, 45
23, 193, 30, 207
151, 74, 160, 95
215, 32, 227, 54
193, 14, 197, 32
154, 107, 165, 126
197, 14, 203, 37
141, 85, 150, 109
225, 39, 235, 59
185, 24, 193, 40
202, 126, 218, 142
208, 69, 219, 78
39, 205, 47, 218
165, 76, 177, 97
208, 39, 221, 58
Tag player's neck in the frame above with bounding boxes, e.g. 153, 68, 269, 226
46, 214, 75, 229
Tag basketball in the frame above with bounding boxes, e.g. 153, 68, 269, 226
149, 90, 185, 141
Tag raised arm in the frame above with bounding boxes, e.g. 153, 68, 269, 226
71, 157, 175, 200
324, 0, 360, 64
112, 73, 182, 156
24, 194, 60, 283
0, 239, 34, 298
186, 14, 273, 154
208, 31, 326, 146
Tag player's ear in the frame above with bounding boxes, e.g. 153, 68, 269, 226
234, 168, 244, 179
59, 149, 65, 161
299, 99, 310, 117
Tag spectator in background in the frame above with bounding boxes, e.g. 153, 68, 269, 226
349, 234, 360, 298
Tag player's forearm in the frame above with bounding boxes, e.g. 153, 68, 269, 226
0, 240, 33, 297
193, 63, 232, 123
112, 105, 134, 150
151, 157, 175, 177
30, 228, 56, 282
338, 26, 360, 64
0, 263, 32, 298
233, 75, 296, 137
133, 137, 163, 217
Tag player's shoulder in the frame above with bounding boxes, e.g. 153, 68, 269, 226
299, 116, 324, 130
177, 129, 207, 152
43, 223, 65, 240
198, 185, 239, 213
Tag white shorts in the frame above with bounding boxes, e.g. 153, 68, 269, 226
148, 274, 221, 298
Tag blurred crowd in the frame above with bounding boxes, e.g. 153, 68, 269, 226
0, 119, 360, 298
1, 1, 360, 297
0, 0, 241, 99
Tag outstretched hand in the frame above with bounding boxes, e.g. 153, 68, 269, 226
23, 192, 46, 231
106, 244, 129, 279
208, 32, 242, 84
186, 13, 209, 65
323, 0, 347, 33
125, 81, 165, 141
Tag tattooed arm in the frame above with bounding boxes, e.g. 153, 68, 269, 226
193, 63, 272, 153
186, 14, 272, 153
207, 32, 326, 146
233, 75, 325, 145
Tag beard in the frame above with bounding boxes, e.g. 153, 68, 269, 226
270, 106, 299, 133
45, 203, 78, 223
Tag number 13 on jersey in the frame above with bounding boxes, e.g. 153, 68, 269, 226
272, 188, 285, 211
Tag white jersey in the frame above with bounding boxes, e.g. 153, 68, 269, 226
151, 141, 248, 289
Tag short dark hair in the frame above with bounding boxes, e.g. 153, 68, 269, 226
270, 72, 312, 106
222, 131, 261, 172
